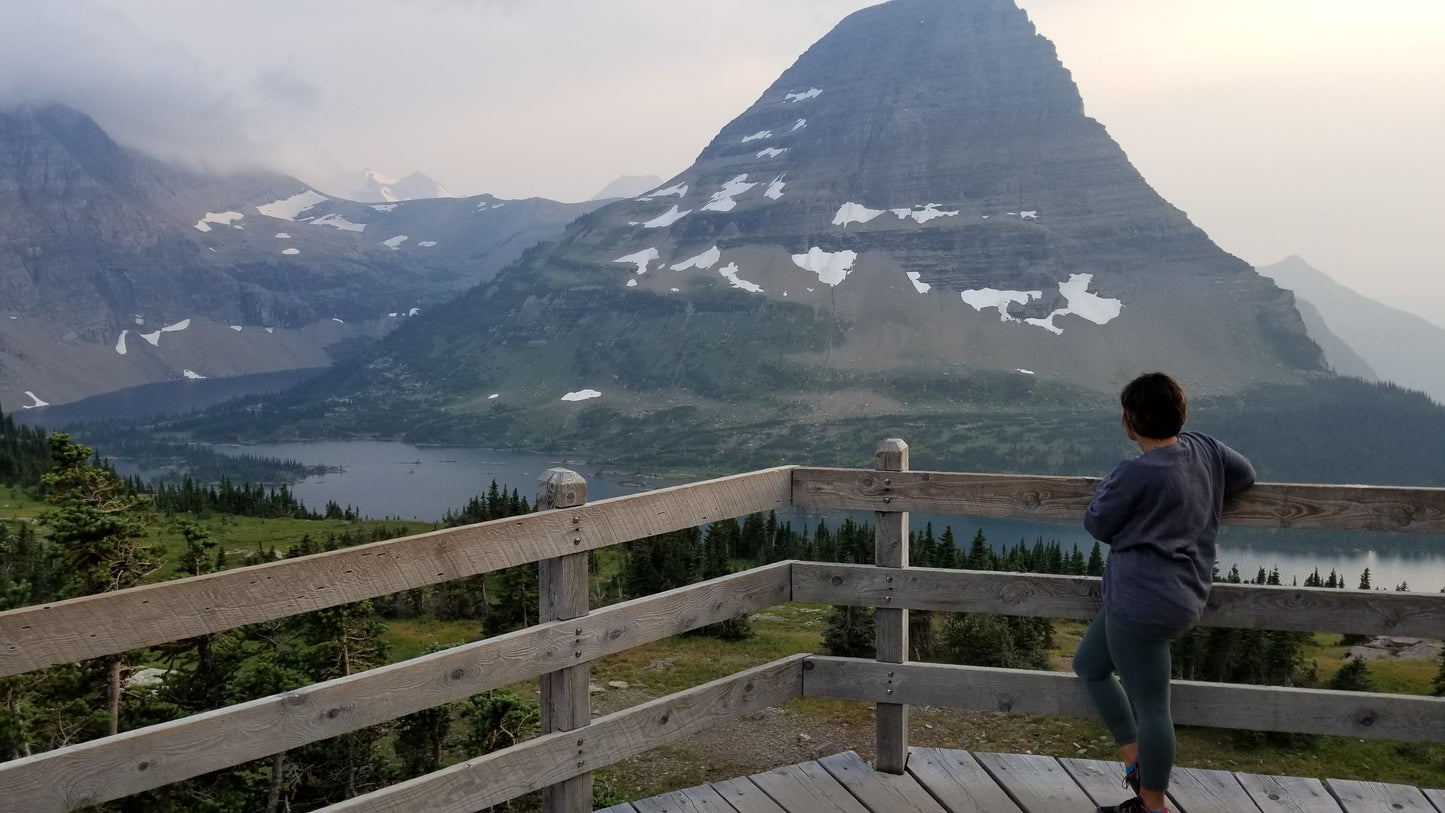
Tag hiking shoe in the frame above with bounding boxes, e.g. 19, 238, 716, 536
1097, 798, 1166, 813
1122, 761, 1141, 796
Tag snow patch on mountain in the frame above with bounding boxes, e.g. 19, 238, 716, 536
115, 330, 128, 355
312, 213, 366, 232
672, 246, 721, 271
892, 203, 959, 224
792, 248, 858, 287
257, 190, 327, 220
643, 205, 690, 229
382, 235, 408, 250
701, 176, 756, 212
1023, 274, 1124, 334
765, 175, 787, 200
194, 211, 244, 232
756, 148, 787, 159
791, 119, 807, 132
614, 248, 660, 274
639, 182, 687, 200
183, 370, 205, 380
742, 130, 772, 143
785, 88, 822, 102
22, 391, 48, 409
834, 203, 886, 227
561, 389, 602, 402
961, 288, 1042, 322
906, 272, 930, 294
719, 262, 763, 293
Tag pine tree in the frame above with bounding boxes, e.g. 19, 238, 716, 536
821, 605, 875, 658
1329, 656, 1376, 692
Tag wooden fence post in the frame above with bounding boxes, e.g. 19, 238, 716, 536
873, 439, 910, 773
537, 468, 592, 813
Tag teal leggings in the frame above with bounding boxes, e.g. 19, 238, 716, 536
1072, 610, 1178, 792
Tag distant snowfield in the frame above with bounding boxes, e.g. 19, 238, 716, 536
893, 203, 959, 224
371, 204, 397, 212
961, 274, 1122, 334
671, 246, 721, 271
792, 248, 858, 287
639, 183, 687, 200
312, 213, 366, 232
756, 147, 787, 159
643, 205, 690, 229
194, 211, 244, 232
258, 190, 327, 220
906, 272, 930, 294
718, 262, 763, 293
785, 88, 822, 102
183, 369, 205, 380
115, 330, 129, 355
22, 391, 48, 409
383, 235, 408, 249
742, 130, 772, 143
834, 202, 886, 228
702, 175, 756, 212
614, 248, 659, 274
418, 240, 437, 247
561, 389, 601, 402
765, 175, 787, 200
282, 248, 300, 255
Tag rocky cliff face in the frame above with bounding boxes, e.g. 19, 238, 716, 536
0, 104, 602, 407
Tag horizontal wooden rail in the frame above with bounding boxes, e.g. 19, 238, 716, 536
0, 565, 791, 811
791, 563, 1445, 638
804, 657, 1445, 743
322, 655, 808, 813
0, 467, 794, 677
791, 468, 1445, 533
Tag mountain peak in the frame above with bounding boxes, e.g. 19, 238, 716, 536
353, 169, 454, 203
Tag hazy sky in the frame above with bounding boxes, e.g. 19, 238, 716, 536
3, 1, 1442, 321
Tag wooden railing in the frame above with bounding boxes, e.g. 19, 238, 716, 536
2, 440, 1443, 812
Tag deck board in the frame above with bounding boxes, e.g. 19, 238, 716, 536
972, 751, 1097, 813
817, 750, 947, 813
1326, 778, 1436, 812
906, 747, 1023, 813
597, 748, 1436, 813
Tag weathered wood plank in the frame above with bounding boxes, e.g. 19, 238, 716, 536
791, 469, 1445, 533
1236, 773, 1343, 812
593, 805, 638, 813
791, 564, 1445, 638
1419, 787, 1445, 810
1058, 757, 1139, 809
818, 749, 945, 813
873, 439, 910, 775
0, 565, 792, 811
707, 777, 789, 813
631, 783, 736, 813
803, 658, 1445, 743
538, 469, 591, 813
972, 752, 1094, 813
0, 466, 795, 677
745, 760, 871, 813
905, 747, 1023, 813
1325, 778, 1435, 812
1167, 766, 1262, 813
322, 656, 806, 813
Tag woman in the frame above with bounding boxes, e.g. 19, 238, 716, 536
1074, 372, 1255, 813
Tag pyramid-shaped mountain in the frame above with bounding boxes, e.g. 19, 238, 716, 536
228, 0, 1338, 469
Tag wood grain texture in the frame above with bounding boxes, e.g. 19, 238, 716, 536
631, 783, 736, 813
1057, 757, 1134, 808
746, 760, 871, 813
1418, 787, 1445, 809
708, 777, 789, 813
0, 466, 795, 677
1167, 766, 1262, 813
791, 564, 1445, 638
537, 473, 592, 813
791, 469, 1445, 533
1236, 773, 1344, 812
0, 565, 792, 811
803, 658, 1445, 743
1325, 778, 1435, 812
972, 752, 1095, 813
818, 750, 946, 813
593, 805, 638, 813
904, 747, 1023, 813
323, 656, 806, 813
873, 441, 911, 774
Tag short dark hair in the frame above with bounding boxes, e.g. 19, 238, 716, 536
1121, 372, 1187, 439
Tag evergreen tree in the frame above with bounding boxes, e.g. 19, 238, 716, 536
1086, 542, 1105, 577
1329, 656, 1376, 692
964, 528, 989, 570
1358, 568, 1372, 590
821, 605, 875, 658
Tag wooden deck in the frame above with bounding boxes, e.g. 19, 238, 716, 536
597, 748, 1445, 813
